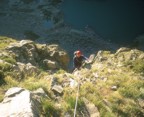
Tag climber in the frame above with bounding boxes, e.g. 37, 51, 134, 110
72, 50, 89, 72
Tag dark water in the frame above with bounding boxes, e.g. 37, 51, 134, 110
61, 0, 144, 45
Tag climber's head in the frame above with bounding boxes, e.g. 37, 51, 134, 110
75, 50, 82, 57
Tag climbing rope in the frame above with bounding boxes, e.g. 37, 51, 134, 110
73, 55, 96, 116
74, 70, 80, 117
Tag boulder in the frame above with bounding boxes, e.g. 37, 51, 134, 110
111, 86, 117, 91
139, 53, 144, 59
64, 112, 71, 117
32, 88, 48, 103
25, 63, 40, 75
7, 40, 69, 70
32, 88, 48, 98
7, 40, 38, 65
14, 62, 40, 77
70, 78, 78, 88
115, 47, 130, 55
114, 48, 143, 62
0, 87, 40, 117
52, 85, 63, 94
95, 50, 107, 62
46, 44, 69, 69
138, 98, 144, 108
83, 98, 100, 117
43, 59, 59, 69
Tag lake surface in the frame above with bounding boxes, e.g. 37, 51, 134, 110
61, 0, 144, 45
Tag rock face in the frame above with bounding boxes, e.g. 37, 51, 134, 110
1, 37, 144, 117
52, 85, 63, 94
0, 0, 119, 60
7, 40, 69, 70
13, 62, 40, 78
0, 0, 63, 39
0, 87, 41, 117
83, 98, 100, 117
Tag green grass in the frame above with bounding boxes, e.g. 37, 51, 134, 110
111, 99, 144, 117
0, 74, 62, 116
118, 79, 144, 99
66, 96, 76, 110
0, 62, 12, 72
0, 36, 16, 50
62, 95, 85, 116
4, 76, 19, 87
41, 99, 61, 117
0, 56, 16, 64
19, 76, 51, 91
125, 59, 144, 74
0, 62, 13, 79
0, 74, 51, 100
79, 63, 144, 117
0, 39, 143, 117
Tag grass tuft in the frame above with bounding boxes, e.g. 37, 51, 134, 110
0, 36, 16, 50
41, 98, 61, 117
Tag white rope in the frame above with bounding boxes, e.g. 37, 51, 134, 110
74, 71, 80, 117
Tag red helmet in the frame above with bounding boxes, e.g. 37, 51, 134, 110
76, 50, 82, 55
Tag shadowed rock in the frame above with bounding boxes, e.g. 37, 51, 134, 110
0, 87, 41, 117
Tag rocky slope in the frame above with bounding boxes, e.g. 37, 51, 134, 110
0, 0, 119, 59
0, 36, 144, 117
